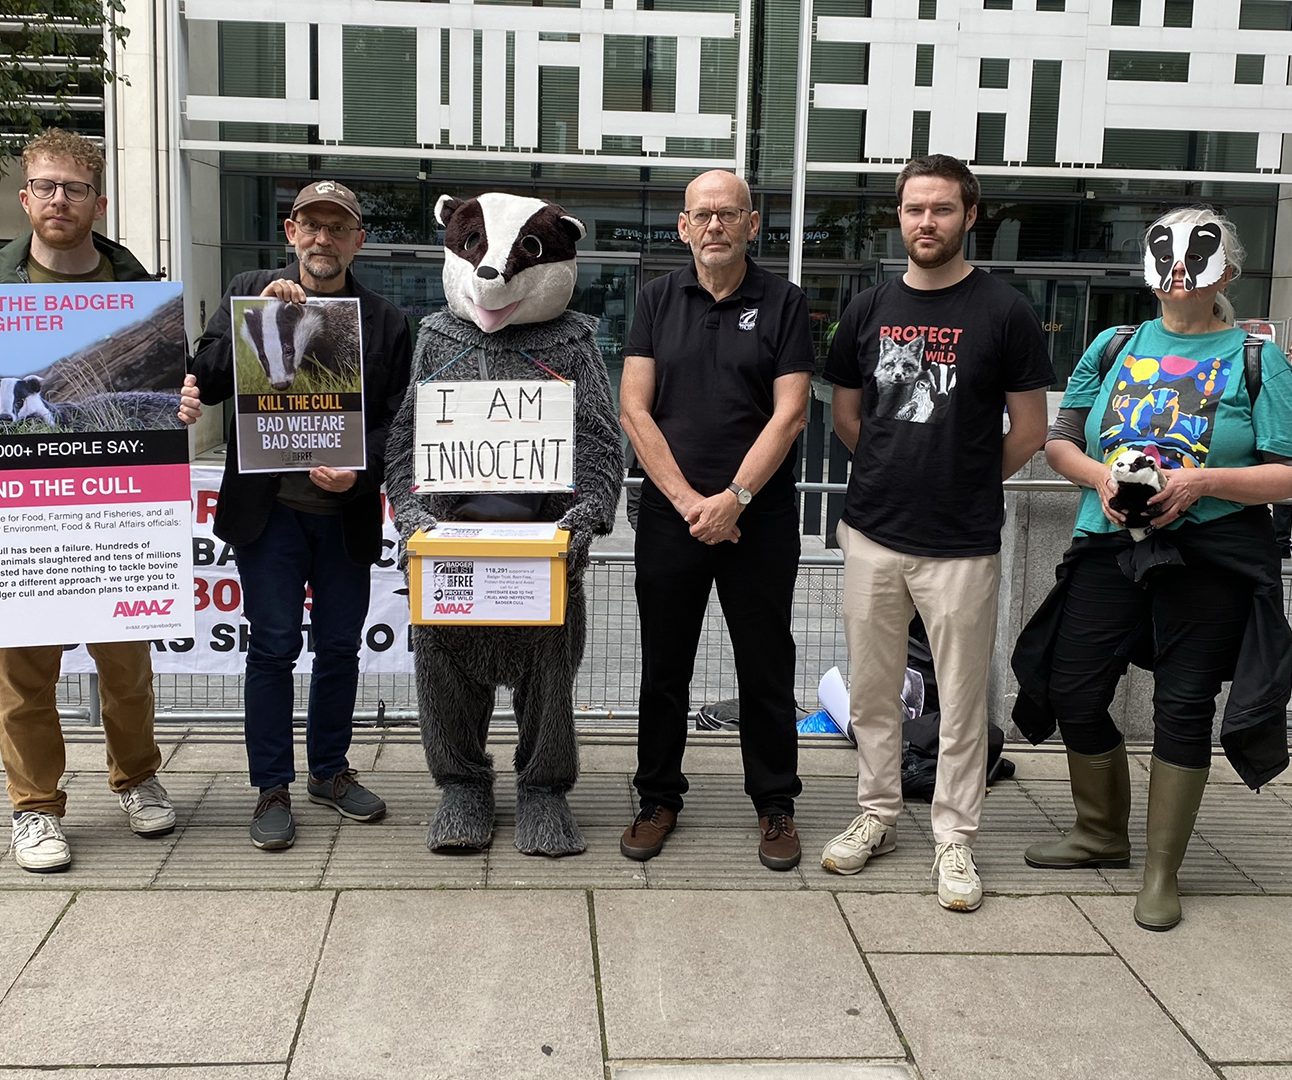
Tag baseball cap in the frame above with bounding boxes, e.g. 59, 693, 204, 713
291, 180, 363, 225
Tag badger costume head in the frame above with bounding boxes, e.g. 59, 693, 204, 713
1143, 220, 1227, 294
437, 192, 585, 333
1107, 447, 1166, 540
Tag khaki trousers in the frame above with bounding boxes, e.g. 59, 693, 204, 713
838, 523, 1000, 846
0, 642, 160, 816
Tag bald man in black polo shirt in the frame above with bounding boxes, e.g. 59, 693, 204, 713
619, 169, 814, 871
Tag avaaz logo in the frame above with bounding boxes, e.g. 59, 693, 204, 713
738, 308, 758, 331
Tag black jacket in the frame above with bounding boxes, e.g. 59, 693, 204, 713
1011, 506, 1292, 789
190, 264, 412, 564
0, 229, 152, 284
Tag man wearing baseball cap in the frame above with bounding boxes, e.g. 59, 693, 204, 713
191, 181, 412, 850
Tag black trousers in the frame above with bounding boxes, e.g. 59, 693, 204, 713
632, 489, 802, 814
1049, 542, 1251, 768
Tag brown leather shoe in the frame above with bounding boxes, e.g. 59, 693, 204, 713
620, 804, 678, 861
758, 812, 801, 871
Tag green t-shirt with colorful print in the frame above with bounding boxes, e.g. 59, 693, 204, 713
1060, 319, 1292, 537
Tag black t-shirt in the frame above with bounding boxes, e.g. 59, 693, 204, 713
824, 268, 1054, 556
625, 257, 815, 503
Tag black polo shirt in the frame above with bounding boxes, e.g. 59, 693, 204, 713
625, 256, 814, 504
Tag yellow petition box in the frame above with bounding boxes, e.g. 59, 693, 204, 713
407, 524, 570, 626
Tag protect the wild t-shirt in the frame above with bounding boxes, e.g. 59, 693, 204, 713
824, 269, 1054, 557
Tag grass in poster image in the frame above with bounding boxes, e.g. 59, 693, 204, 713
234, 352, 359, 397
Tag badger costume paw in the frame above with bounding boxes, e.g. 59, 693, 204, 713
426, 782, 495, 853
514, 785, 586, 857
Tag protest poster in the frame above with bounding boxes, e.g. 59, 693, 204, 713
411, 379, 575, 492
62, 466, 414, 674
230, 296, 367, 473
0, 282, 193, 647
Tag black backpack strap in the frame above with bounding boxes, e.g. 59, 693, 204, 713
1099, 325, 1137, 381
1243, 334, 1264, 402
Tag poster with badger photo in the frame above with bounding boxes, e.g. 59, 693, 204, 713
0, 282, 193, 648
231, 296, 366, 473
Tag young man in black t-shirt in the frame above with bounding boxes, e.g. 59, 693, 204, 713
821, 155, 1053, 911
618, 169, 814, 871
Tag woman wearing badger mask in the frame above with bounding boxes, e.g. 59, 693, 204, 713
1012, 207, 1292, 931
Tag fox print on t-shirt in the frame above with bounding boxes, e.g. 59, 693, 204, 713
874, 327, 959, 424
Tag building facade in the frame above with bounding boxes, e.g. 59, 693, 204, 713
6, 0, 1292, 454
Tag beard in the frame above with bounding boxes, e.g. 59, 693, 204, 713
32, 212, 94, 251
300, 249, 345, 280
904, 225, 967, 269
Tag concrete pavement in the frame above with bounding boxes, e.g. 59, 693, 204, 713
1, 729, 1291, 1079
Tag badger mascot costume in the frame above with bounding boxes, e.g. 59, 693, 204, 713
386, 193, 622, 856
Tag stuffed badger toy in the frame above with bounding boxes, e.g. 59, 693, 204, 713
1107, 447, 1166, 541
385, 192, 623, 856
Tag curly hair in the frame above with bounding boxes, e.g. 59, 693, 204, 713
21, 128, 105, 190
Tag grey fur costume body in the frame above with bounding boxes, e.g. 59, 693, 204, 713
386, 309, 623, 855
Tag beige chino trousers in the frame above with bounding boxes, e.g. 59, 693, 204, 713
837, 523, 1000, 846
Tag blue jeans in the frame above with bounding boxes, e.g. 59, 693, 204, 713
235, 502, 371, 790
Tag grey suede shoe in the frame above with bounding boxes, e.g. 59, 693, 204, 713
307, 769, 386, 822
250, 785, 295, 850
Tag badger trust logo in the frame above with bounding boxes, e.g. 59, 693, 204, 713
112, 599, 175, 618
313, 181, 338, 194
738, 308, 758, 331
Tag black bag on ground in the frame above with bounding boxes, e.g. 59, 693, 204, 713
901, 711, 1015, 803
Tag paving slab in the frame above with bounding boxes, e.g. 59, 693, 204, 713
487, 827, 647, 888
0, 828, 175, 891
60, 771, 211, 828
611, 1066, 916, 1080
164, 738, 379, 773
636, 828, 806, 889
839, 893, 1109, 953
322, 825, 486, 888
870, 954, 1214, 1080
0, 891, 331, 1065
1221, 1070, 1292, 1079
797, 825, 936, 894
595, 890, 901, 1061
494, 772, 637, 827
1075, 896, 1292, 1062
0, 1070, 285, 1079
154, 825, 335, 890
289, 890, 602, 1080
187, 773, 349, 828
0, 892, 69, 997
969, 830, 1115, 895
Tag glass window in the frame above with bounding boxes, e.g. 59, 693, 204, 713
1108, 51, 1190, 82
918, 0, 937, 18
915, 44, 935, 87
1164, 0, 1193, 26
984, 0, 1013, 9
1027, 60, 1061, 166
912, 111, 931, 158
1111, 0, 1141, 25
1103, 129, 1258, 172
1037, 0, 1066, 10
1239, 1, 1292, 30
975, 114, 1006, 165
980, 58, 1009, 89
1235, 55, 1266, 84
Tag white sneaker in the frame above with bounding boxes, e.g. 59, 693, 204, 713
933, 841, 982, 912
119, 776, 176, 836
821, 812, 896, 875
11, 811, 72, 873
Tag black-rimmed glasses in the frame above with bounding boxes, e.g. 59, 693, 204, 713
682, 207, 750, 227
292, 218, 360, 239
25, 178, 98, 203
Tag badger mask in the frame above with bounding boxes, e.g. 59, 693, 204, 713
437, 192, 585, 333
1143, 222, 1226, 293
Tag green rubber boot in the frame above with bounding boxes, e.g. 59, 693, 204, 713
1024, 742, 1131, 870
1134, 756, 1209, 932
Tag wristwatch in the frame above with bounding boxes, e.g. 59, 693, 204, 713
726, 482, 753, 506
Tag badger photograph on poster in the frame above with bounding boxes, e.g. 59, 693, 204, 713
229, 296, 367, 473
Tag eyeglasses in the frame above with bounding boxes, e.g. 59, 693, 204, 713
292, 218, 360, 239
682, 207, 750, 227
25, 178, 98, 203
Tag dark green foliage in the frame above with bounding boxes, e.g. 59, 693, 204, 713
0, 0, 129, 158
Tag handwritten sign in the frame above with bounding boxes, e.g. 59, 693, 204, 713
411, 379, 575, 493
